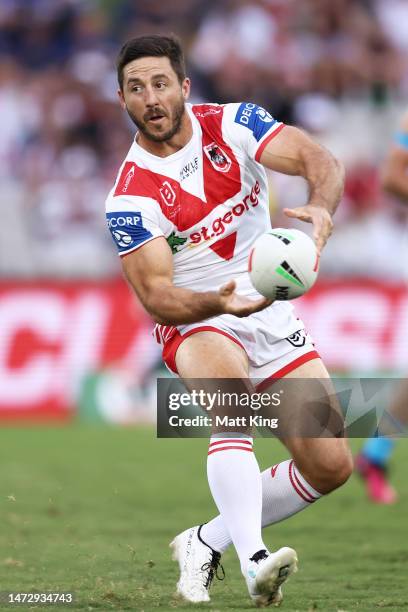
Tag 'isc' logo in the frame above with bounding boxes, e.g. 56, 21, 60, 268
107, 215, 141, 228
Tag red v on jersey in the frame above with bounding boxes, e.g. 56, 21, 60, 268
194, 105, 241, 209
114, 105, 241, 234
114, 161, 202, 231
209, 232, 237, 261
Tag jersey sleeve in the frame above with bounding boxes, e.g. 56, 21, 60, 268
105, 190, 165, 257
223, 102, 285, 163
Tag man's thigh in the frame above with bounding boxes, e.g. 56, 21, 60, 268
175, 330, 249, 378
263, 357, 350, 460
175, 331, 252, 434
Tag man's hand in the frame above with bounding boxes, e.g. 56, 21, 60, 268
258, 125, 344, 252
283, 204, 333, 254
218, 280, 272, 317
122, 238, 272, 325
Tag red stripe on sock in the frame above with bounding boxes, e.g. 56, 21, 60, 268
292, 463, 318, 501
209, 438, 252, 448
208, 446, 254, 456
288, 460, 315, 503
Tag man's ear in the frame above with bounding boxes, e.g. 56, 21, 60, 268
117, 88, 126, 109
182, 78, 191, 101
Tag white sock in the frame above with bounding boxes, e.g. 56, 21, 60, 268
201, 459, 321, 554
206, 435, 267, 571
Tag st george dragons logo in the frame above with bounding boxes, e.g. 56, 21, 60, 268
203, 142, 232, 173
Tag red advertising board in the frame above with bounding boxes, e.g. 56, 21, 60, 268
296, 279, 408, 373
0, 280, 152, 420
0, 278, 407, 420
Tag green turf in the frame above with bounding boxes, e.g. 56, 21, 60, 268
0, 428, 407, 611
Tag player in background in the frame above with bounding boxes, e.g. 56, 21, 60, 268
355, 111, 408, 504
106, 35, 350, 607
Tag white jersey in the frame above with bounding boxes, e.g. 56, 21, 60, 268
105, 102, 286, 298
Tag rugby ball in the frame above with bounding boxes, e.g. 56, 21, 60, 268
248, 228, 319, 300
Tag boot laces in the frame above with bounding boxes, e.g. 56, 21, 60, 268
201, 550, 225, 588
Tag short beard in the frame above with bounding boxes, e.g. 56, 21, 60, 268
126, 98, 185, 143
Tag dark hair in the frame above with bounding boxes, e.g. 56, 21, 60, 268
116, 35, 186, 90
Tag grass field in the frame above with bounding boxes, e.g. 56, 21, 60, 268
0, 427, 407, 611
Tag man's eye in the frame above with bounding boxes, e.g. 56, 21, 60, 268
156, 82, 166, 89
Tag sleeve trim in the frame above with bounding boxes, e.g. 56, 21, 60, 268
255, 123, 285, 163
119, 234, 164, 259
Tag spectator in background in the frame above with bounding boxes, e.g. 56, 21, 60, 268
355, 108, 408, 504
0, 0, 408, 280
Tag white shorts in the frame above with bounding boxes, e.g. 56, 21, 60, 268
154, 302, 319, 389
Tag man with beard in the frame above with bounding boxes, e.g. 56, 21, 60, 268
105, 35, 350, 607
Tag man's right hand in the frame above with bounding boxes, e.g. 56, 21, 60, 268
122, 238, 273, 325
218, 280, 273, 317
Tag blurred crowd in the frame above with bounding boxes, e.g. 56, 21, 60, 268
1, 0, 408, 279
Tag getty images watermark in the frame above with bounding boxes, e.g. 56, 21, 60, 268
157, 377, 408, 439
167, 389, 283, 429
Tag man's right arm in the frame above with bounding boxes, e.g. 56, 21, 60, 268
382, 113, 408, 203
121, 237, 271, 325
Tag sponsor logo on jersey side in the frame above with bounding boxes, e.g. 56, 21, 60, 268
234, 103, 277, 141
189, 181, 260, 245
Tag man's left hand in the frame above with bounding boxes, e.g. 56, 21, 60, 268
283, 204, 333, 254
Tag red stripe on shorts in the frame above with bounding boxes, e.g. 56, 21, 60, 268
161, 326, 246, 375
255, 350, 320, 392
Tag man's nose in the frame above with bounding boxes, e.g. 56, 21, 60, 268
145, 86, 160, 106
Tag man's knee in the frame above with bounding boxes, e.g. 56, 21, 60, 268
320, 451, 353, 492
299, 447, 353, 494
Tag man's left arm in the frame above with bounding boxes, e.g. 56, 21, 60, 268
259, 125, 345, 253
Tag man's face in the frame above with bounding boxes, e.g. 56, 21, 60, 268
118, 56, 190, 143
